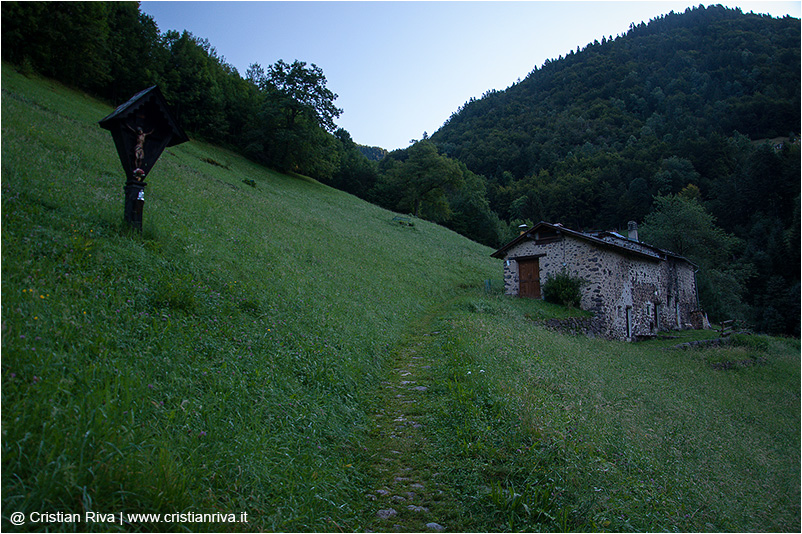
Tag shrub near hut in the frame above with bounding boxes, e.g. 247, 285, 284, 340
542, 270, 586, 308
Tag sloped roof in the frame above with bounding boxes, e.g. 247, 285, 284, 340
98, 86, 188, 146
491, 221, 696, 267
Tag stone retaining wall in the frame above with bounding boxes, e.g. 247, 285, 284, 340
537, 315, 608, 338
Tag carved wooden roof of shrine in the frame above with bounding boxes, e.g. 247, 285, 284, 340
99, 85, 188, 147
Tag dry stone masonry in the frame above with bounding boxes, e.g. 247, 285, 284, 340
492, 221, 703, 341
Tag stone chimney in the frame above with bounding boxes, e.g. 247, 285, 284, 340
627, 220, 639, 242
518, 224, 528, 236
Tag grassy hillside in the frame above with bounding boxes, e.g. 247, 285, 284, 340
2, 63, 799, 532
421, 307, 799, 531
0, 63, 497, 530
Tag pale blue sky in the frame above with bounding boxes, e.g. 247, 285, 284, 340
140, 1, 801, 150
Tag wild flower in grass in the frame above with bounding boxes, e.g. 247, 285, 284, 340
199, 431, 207, 437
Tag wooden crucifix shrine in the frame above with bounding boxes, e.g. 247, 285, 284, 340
99, 86, 188, 230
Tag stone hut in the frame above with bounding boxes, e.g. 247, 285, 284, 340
491, 221, 703, 340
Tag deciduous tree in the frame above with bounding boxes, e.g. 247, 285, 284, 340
378, 141, 464, 221
641, 189, 751, 321
267, 59, 342, 133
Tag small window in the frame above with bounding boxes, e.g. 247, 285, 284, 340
625, 306, 632, 338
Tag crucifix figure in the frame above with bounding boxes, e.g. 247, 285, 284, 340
100, 85, 188, 231
127, 124, 153, 169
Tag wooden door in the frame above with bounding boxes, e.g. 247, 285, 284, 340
518, 258, 541, 299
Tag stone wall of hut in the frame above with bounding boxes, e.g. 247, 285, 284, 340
500, 235, 698, 340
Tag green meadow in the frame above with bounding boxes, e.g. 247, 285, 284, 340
2, 64, 799, 532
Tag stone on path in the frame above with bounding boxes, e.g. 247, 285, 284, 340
376, 508, 397, 520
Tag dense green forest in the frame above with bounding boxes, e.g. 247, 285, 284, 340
429, 5, 800, 336
2, 2, 799, 335
1, 0, 371, 181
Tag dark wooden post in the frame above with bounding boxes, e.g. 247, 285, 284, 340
99, 86, 188, 230
123, 179, 146, 230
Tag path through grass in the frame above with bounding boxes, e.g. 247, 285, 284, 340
362, 299, 461, 532
360, 289, 800, 532
360, 293, 589, 532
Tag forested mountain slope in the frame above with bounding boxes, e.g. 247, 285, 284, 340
430, 5, 800, 335
433, 5, 799, 188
